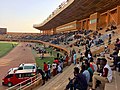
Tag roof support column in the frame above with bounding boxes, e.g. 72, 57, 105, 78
106, 11, 110, 27
85, 19, 89, 30
81, 21, 83, 30
53, 28, 56, 34
89, 12, 100, 31
117, 6, 120, 25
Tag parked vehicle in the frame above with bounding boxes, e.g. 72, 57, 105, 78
18, 63, 37, 73
2, 63, 37, 87
2, 69, 36, 87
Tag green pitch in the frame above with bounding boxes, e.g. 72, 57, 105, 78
0, 42, 18, 58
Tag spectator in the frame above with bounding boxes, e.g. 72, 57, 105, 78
88, 51, 92, 62
73, 52, 77, 65
57, 52, 60, 58
90, 58, 97, 72
110, 49, 119, 70
43, 62, 48, 81
90, 58, 112, 90
80, 65, 90, 84
76, 62, 80, 68
108, 34, 111, 45
117, 50, 120, 72
65, 67, 88, 90
42, 52, 44, 58
57, 63, 62, 73
104, 46, 109, 54
52, 62, 57, 76
54, 58, 59, 64
85, 60, 93, 82
96, 57, 104, 75
47, 61, 51, 79
59, 56, 64, 69
65, 53, 69, 65
37, 67, 46, 85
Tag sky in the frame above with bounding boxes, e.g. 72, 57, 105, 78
0, 0, 65, 33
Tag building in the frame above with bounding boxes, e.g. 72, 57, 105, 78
0, 28, 7, 34
33, 0, 120, 35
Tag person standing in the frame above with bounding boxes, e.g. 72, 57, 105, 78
47, 61, 51, 79
37, 67, 46, 85
85, 60, 93, 82
43, 62, 48, 81
52, 62, 57, 76
65, 53, 69, 65
73, 52, 77, 65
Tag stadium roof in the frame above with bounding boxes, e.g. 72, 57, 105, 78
33, 0, 120, 30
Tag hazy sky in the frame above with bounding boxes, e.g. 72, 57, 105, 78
0, 0, 65, 33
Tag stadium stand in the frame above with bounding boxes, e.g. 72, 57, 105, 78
3, 27, 120, 90
2, 0, 120, 90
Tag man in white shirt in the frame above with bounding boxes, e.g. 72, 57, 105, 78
91, 58, 112, 90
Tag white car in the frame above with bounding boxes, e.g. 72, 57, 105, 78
18, 63, 37, 73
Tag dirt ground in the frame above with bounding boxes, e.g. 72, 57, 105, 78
0, 42, 35, 90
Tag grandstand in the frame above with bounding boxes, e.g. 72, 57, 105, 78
33, 0, 120, 34
0, 0, 120, 90
32, 0, 120, 90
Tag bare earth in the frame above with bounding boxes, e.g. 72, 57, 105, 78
0, 42, 35, 90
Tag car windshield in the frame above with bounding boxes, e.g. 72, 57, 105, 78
18, 67, 23, 70
24, 66, 35, 69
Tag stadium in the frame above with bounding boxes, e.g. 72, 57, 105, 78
0, 0, 120, 90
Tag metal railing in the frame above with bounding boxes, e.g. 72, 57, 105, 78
33, 0, 74, 27
6, 74, 41, 90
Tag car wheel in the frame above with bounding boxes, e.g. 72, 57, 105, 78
7, 82, 12, 87
2, 82, 5, 85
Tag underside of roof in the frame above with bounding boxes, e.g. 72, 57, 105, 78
33, 0, 120, 30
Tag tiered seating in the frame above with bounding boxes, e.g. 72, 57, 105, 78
0, 25, 119, 90
105, 71, 120, 90
34, 64, 74, 90
33, 26, 120, 90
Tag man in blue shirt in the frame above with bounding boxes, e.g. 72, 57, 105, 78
81, 65, 90, 84
65, 67, 88, 90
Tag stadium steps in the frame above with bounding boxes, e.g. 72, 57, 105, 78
105, 71, 120, 90
34, 64, 75, 90
33, 26, 120, 90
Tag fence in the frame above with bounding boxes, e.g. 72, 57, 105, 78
6, 74, 41, 90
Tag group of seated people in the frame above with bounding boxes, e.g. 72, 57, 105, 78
73, 28, 116, 48
65, 56, 112, 90
109, 38, 120, 71
106, 25, 117, 32
0, 29, 93, 49
65, 36, 120, 90
35, 25, 119, 89
70, 30, 106, 48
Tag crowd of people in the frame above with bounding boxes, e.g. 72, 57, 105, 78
23, 26, 119, 90
30, 42, 70, 86
71, 28, 117, 49
0, 23, 118, 90
37, 52, 70, 85
64, 36, 120, 90
0, 29, 92, 45
65, 48, 112, 90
